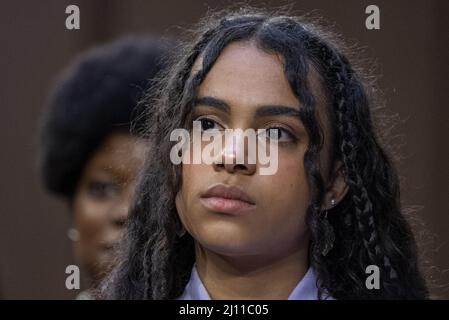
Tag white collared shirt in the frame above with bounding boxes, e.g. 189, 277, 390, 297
176, 265, 333, 300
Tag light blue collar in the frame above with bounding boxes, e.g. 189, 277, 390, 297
177, 264, 333, 300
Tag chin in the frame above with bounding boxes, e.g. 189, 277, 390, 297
197, 231, 262, 257
201, 242, 258, 257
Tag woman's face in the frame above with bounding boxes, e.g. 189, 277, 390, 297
72, 133, 147, 281
176, 41, 333, 260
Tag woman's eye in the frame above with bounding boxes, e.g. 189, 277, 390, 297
198, 118, 222, 131
266, 127, 295, 142
87, 181, 119, 199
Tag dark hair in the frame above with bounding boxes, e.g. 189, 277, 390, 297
100, 8, 428, 299
39, 36, 173, 200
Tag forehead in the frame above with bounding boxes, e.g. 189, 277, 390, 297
85, 133, 147, 175
197, 41, 299, 109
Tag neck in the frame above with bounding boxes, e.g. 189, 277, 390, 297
194, 243, 309, 300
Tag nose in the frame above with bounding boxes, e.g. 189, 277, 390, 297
110, 197, 129, 228
212, 131, 256, 175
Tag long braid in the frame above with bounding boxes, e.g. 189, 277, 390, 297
309, 38, 400, 295
256, 15, 407, 298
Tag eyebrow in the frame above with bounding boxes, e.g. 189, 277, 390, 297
255, 105, 301, 118
93, 166, 130, 181
193, 96, 230, 113
193, 96, 301, 119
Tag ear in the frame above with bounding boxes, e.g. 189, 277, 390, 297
321, 161, 349, 211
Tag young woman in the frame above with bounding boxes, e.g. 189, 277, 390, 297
100, 9, 428, 300
40, 37, 172, 298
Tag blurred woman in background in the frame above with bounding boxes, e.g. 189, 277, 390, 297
39, 36, 173, 298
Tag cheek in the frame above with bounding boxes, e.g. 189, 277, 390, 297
73, 193, 110, 242
175, 163, 208, 229
273, 149, 309, 198
259, 151, 310, 226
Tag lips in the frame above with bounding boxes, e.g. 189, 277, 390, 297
200, 184, 256, 215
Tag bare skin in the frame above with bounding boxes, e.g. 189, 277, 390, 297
72, 133, 147, 285
175, 41, 348, 299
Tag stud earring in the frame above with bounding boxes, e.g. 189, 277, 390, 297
67, 228, 80, 242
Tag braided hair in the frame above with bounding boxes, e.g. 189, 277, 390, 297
99, 7, 428, 300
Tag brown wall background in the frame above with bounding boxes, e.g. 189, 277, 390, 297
0, 0, 447, 299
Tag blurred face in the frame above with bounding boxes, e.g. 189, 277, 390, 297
175, 41, 333, 260
72, 133, 147, 282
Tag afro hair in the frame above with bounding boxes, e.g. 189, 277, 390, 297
39, 36, 174, 200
